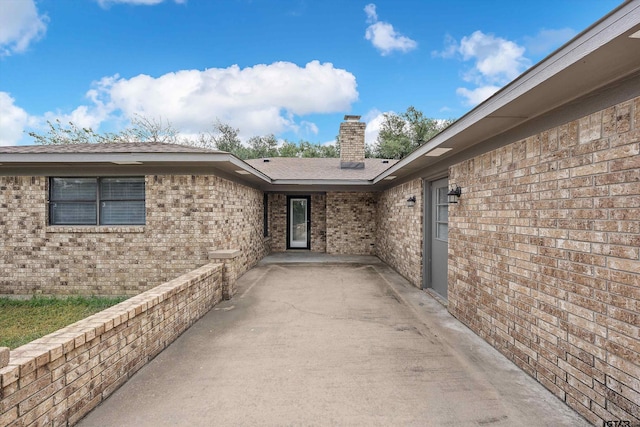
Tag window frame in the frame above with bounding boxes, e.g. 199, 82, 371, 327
49, 177, 146, 226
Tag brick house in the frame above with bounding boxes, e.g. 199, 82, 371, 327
1, 2, 639, 424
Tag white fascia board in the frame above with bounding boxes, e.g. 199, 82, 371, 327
271, 179, 374, 186
0, 151, 274, 183
373, 1, 640, 184
0, 152, 233, 163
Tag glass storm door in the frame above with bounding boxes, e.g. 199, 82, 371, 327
431, 178, 449, 298
287, 196, 310, 249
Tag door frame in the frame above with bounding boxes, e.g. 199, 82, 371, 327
422, 177, 449, 294
286, 195, 311, 250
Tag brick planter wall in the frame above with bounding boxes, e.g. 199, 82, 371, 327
0, 175, 268, 296
0, 263, 223, 426
376, 179, 423, 288
326, 192, 377, 255
448, 96, 640, 424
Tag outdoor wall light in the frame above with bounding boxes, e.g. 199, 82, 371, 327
447, 186, 462, 204
406, 196, 416, 208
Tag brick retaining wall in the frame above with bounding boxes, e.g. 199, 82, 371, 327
0, 263, 223, 426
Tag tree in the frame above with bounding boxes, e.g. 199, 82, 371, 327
28, 114, 342, 160
201, 121, 250, 159
277, 141, 300, 157
28, 119, 110, 145
373, 107, 455, 159
114, 114, 180, 144
247, 134, 279, 158
28, 114, 181, 146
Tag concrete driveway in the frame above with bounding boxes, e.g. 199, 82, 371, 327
79, 255, 588, 426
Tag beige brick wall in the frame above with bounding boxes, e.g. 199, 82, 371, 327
326, 192, 377, 255
376, 179, 423, 288
311, 194, 327, 252
448, 96, 640, 425
268, 193, 287, 252
0, 263, 223, 426
0, 175, 269, 296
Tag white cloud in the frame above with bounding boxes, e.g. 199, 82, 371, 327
458, 31, 529, 82
363, 109, 386, 146
97, 0, 186, 7
364, 4, 377, 23
364, 4, 417, 56
0, 0, 48, 56
436, 31, 530, 107
0, 92, 30, 146
69, 61, 357, 140
524, 28, 576, 56
456, 86, 501, 106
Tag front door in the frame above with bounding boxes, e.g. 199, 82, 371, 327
287, 196, 310, 249
430, 178, 449, 298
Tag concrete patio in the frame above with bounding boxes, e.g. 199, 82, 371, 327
78, 255, 588, 426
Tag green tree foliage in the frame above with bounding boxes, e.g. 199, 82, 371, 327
247, 134, 279, 158
28, 115, 340, 159
373, 106, 455, 159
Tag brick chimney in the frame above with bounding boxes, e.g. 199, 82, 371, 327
339, 115, 366, 169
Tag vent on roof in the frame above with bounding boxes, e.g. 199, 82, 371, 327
382, 160, 389, 164
263, 158, 270, 162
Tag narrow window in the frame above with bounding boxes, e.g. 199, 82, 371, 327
49, 177, 145, 225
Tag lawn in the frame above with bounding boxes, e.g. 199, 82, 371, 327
0, 296, 128, 349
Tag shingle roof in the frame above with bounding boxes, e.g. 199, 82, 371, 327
245, 158, 397, 181
0, 142, 223, 154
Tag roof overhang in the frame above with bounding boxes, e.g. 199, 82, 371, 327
0, 152, 272, 188
374, 1, 640, 186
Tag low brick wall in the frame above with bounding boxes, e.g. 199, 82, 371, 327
0, 263, 223, 426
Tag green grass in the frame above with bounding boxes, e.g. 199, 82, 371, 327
0, 296, 128, 349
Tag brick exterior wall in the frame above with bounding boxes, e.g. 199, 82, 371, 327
311, 194, 327, 253
448, 96, 640, 425
0, 263, 223, 426
267, 193, 326, 252
268, 193, 287, 252
377, 179, 423, 288
326, 192, 377, 255
0, 175, 269, 296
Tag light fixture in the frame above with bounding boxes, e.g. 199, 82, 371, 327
447, 186, 462, 204
406, 196, 416, 208
235, 170, 251, 175
424, 147, 452, 157
384, 175, 397, 180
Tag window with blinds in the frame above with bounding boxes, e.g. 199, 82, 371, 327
49, 177, 145, 225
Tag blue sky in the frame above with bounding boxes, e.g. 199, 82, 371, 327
0, 0, 623, 147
